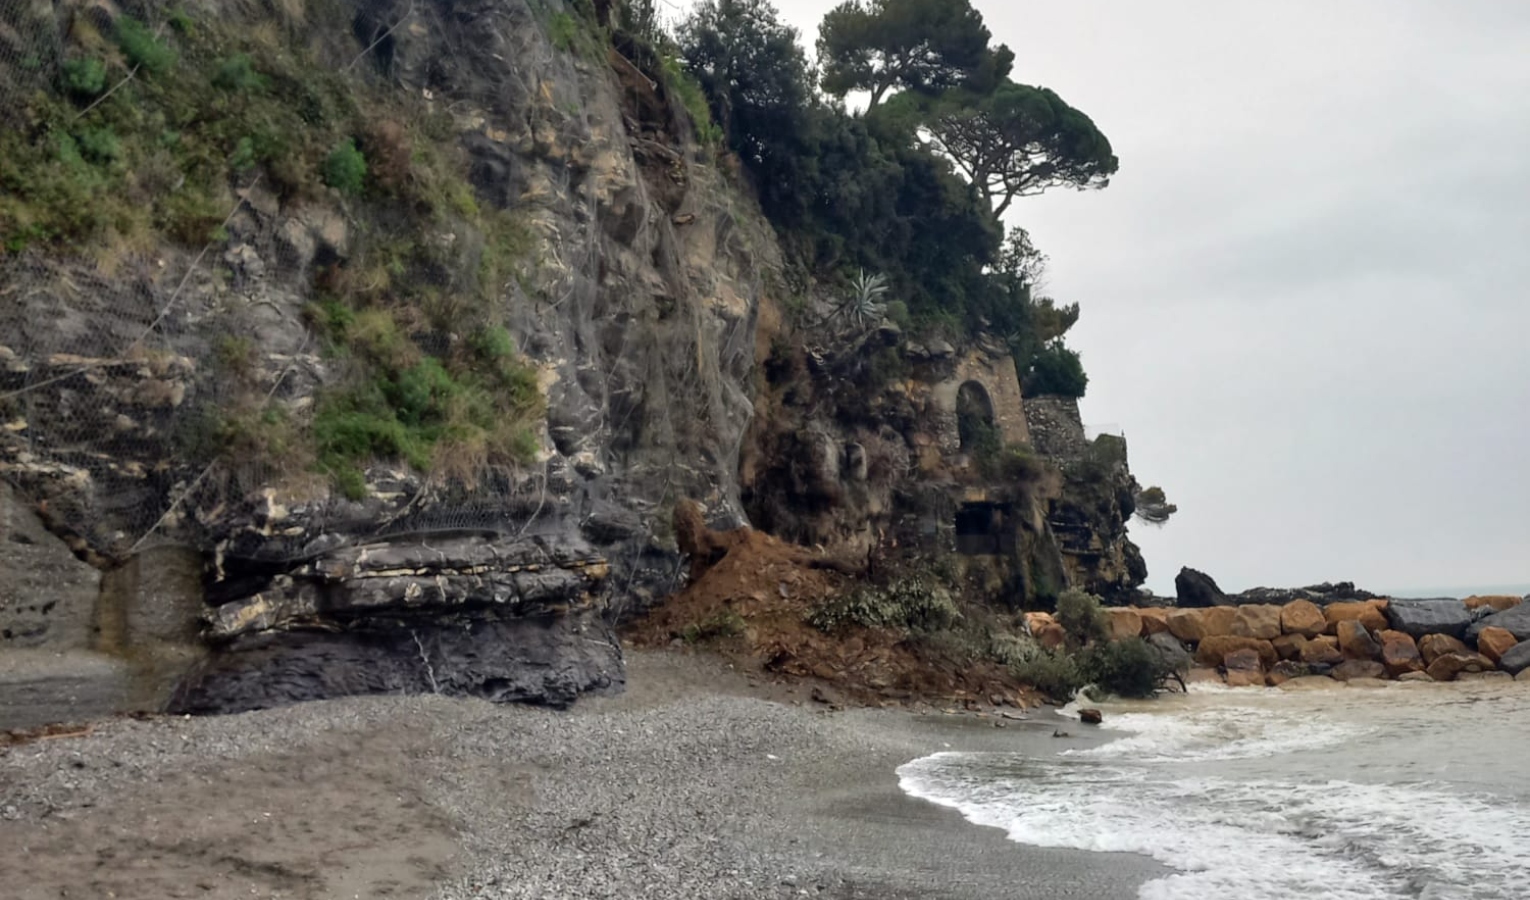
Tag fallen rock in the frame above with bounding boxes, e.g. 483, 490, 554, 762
1223, 648, 1265, 687
1174, 567, 1226, 608
1379, 633, 1424, 676
1396, 670, 1433, 683
1299, 635, 1344, 666
1231, 604, 1282, 640
1196, 636, 1277, 668
1272, 633, 1309, 661
1323, 600, 1389, 634
1335, 620, 1382, 660
1418, 633, 1469, 665
1280, 600, 1327, 638
1079, 708, 1103, 725
1425, 651, 1493, 682
1036, 622, 1067, 650
1137, 606, 1171, 635
1496, 641, 1530, 676
1105, 608, 1144, 641
1384, 599, 1473, 640
1463, 595, 1523, 612
1475, 626, 1519, 665
1466, 604, 1530, 644
1330, 659, 1386, 681
1266, 660, 1310, 686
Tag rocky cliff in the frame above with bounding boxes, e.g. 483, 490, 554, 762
1, 0, 1152, 720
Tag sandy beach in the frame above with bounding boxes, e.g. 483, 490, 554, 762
0, 650, 1161, 899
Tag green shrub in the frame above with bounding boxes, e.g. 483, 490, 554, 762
1010, 647, 1083, 701
809, 578, 961, 634
115, 17, 178, 75
322, 139, 367, 195
230, 136, 257, 172
1078, 637, 1179, 700
1025, 342, 1089, 398
213, 54, 267, 92
548, 12, 580, 52
74, 127, 122, 165
1055, 588, 1108, 646
62, 58, 107, 99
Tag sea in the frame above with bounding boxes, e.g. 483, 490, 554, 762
898, 680, 1530, 900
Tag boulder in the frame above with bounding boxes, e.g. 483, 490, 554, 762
1496, 641, 1530, 676
1335, 620, 1381, 660
1266, 660, 1311, 686
1024, 612, 1056, 633
1299, 635, 1344, 666
1323, 600, 1388, 634
1079, 708, 1103, 725
1463, 595, 1523, 612
1397, 671, 1434, 683
1223, 648, 1265, 687
1137, 607, 1171, 635
1036, 622, 1067, 651
1424, 652, 1493, 683
1330, 659, 1386, 681
1105, 608, 1144, 641
1379, 632, 1423, 676
1475, 626, 1518, 665
1167, 606, 1237, 642
1280, 600, 1327, 638
1174, 567, 1226, 608
1384, 599, 1473, 640
1272, 633, 1309, 661
1231, 604, 1282, 640
1146, 632, 1193, 672
1196, 636, 1278, 668
1466, 604, 1530, 644
1418, 633, 1469, 665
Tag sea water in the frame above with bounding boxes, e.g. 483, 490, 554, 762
898, 681, 1530, 900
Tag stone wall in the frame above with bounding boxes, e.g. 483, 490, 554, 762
930, 349, 1030, 452
1024, 395, 1088, 459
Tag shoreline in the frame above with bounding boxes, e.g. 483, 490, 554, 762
1, 649, 1163, 900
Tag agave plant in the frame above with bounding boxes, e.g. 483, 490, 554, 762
838, 269, 889, 330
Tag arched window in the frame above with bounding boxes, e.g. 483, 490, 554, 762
956, 381, 997, 453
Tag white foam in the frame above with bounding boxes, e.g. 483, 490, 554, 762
1063, 703, 1367, 762
898, 753, 1530, 900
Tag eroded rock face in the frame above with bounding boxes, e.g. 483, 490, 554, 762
0, 483, 100, 650
172, 533, 621, 713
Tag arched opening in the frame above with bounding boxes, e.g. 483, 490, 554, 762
956, 381, 997, 453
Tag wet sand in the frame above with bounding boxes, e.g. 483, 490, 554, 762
0, 650, 1161, 899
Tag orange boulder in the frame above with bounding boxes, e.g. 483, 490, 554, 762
1425, 651, 1494, 682
1323, 600, 1389, 634
1299, 635, 1344, 666
1335, 620, 1381, 660
1137, 607, 1171, 635
1196, 635, 1278, 668
1379, 633, 1423, 676
1232, 604, 1283, 640
1272, 633, 1309, 661
1418, 633, 1469, 665
1280, 600, 1327, 638
1464, 595, 1523, 612
1475, 626, 1518, 665
1105, 608, 1144, 641
1223, 648, 1265, 687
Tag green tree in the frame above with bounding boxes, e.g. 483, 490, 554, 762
678, 0, 812, 168
817, 0, 1012, 109
920, 81, 1118, 219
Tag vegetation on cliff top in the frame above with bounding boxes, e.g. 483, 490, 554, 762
666, 0, 1112, 396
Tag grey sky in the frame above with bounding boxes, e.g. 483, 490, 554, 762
678, 0, 1530, 594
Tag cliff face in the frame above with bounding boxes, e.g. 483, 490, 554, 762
1, 0, 776, 714
1, 0, 1149, 721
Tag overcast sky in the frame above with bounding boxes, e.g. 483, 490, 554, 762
677, 0, 1530, 594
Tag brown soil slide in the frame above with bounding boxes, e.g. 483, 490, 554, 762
628, 502, 1031, 707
